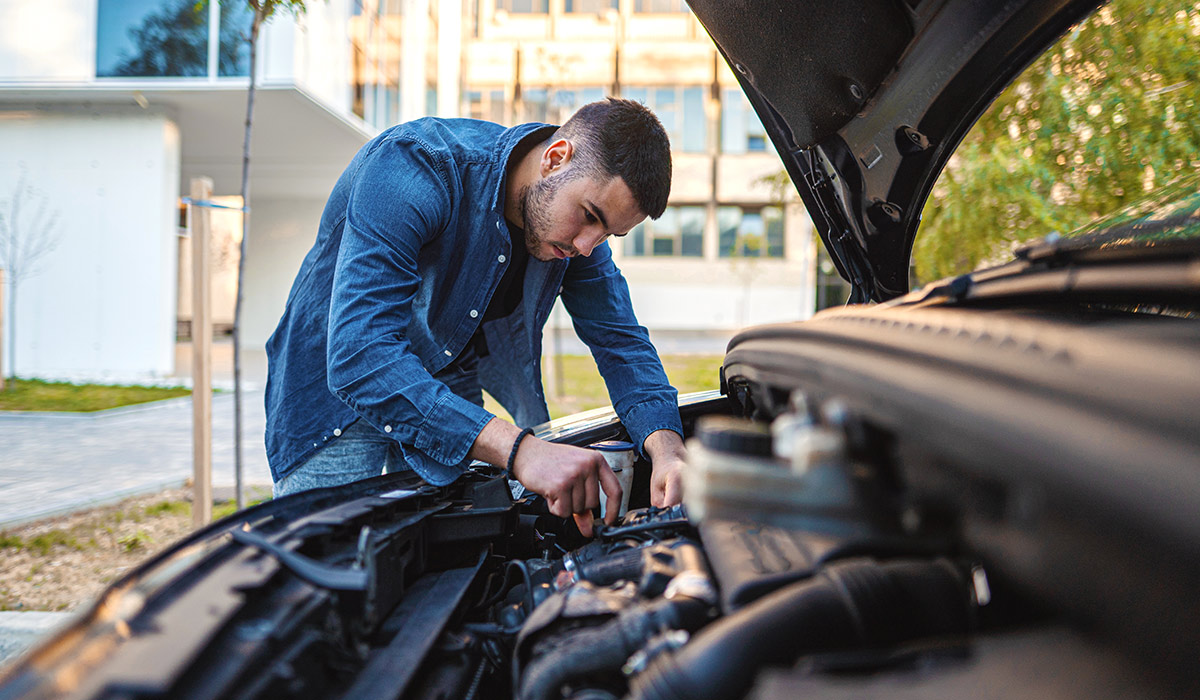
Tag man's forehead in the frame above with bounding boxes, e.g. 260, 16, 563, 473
580, 174, 645, 226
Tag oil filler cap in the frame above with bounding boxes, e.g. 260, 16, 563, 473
695, 416, 773, 457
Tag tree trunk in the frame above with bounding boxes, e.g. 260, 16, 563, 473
233, 4, 265, 510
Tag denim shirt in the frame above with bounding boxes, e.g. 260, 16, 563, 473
264, 117, 682, 485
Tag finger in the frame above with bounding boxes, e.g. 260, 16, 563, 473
571, 479, 588, 515
651, 474, 665, 508
663, 471, 683, 507
574, 511, 594, 538
546, 494, 570, 519
597, 458, 623, 525
584, 466, 600, 511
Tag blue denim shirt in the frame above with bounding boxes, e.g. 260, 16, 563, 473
264, 117, 682, 485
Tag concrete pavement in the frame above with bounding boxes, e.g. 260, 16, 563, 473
0, 341, 272, 529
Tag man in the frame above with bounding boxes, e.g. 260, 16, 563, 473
264, 98, 687, 535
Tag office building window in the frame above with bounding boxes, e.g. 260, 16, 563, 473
217, 1, 254, 76
718, 206, 784, 258
635, 0, 689, 11
520, 88, 549, 123
516, 87, 605, 125
97, 0, 210, 77
624, 86, 706, 153
549, 87, 606, 122
96, 0, 258, 79
623, 206, 705, 258
565, 0, 618, 11
496, 0, 549, 12
465, 89, 508, 123
721, 89, 770, 154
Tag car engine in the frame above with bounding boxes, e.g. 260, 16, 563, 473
1, 389, 1192, 699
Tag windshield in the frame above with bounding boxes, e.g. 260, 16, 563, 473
914, 0, 1200, 283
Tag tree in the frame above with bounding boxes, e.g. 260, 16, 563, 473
914, 0, 1200, 282
0, 170, 62, 383
231, 0, 312, 508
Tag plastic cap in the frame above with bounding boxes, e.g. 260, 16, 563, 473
695, 415, 774, 457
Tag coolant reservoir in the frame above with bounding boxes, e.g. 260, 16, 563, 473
683, 415, 860, 529
589, 440, 636, 518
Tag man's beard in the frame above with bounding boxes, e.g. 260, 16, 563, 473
518, 173, 569, 261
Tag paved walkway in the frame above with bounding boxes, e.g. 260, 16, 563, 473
0, 342, 272, 529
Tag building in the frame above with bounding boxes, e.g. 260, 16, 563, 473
0, 0, 815, 383
462, 0, 817, 337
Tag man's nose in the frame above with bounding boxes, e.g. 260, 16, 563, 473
574, 229, 606, 257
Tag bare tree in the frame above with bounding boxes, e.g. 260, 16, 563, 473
0, 170, 62, 383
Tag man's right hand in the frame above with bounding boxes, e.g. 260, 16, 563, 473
470, 417, 623, 537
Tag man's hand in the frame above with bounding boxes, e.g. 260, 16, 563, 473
643, 429, 687, 507
471, 418, 622, 537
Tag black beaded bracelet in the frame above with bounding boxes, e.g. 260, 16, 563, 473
505, 427, 534, 480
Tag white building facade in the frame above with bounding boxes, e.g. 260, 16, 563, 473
0, 0, 814, 383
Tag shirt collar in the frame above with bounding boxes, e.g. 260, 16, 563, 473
491, 122, 559, 215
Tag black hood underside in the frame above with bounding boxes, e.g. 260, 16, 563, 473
687, 0, 1103, 301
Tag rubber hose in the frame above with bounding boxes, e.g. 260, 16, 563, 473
577, 547, 645, 586
626, 558, 972, 700
519, 596, 711, 700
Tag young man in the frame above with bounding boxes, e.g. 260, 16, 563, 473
264, 98, 687, 535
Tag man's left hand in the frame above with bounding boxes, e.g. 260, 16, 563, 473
643, 429, 687, 507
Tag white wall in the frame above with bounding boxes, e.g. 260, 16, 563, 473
0, 108, 179, 381
285, 0, 355, 115
0, 0, 95, 81
239, 196, 326, 348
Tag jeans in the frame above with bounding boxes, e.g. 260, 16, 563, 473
272, 418, 408, 497
273, 350, 484, 498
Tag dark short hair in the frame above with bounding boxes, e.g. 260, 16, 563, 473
554, 97, 672, 219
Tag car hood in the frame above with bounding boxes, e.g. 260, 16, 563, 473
687, 0, 1103, 302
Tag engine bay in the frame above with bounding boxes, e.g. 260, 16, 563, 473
1, 379, 1193, 699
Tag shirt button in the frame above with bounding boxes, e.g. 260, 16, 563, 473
384, 425, 393, 433
333, 428, 342, 437
498, 254, 506, 263
496, 220, 502, 230
469, 309, 478, 318
444, 349, 452, 356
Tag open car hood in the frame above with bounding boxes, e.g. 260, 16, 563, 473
687, 0, 1103, 302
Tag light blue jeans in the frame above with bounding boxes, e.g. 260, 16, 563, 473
272, 418, 410, 497
273, 352, 484, 498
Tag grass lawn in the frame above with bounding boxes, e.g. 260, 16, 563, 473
0, 379, 191, 412
0, 354, 723, 416
486, 354, 723, 420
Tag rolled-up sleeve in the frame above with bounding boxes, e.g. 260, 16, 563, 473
559, 242, 683, 455
326, 137, 494, 480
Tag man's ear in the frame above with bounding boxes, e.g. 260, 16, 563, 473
540, 139, 574, 177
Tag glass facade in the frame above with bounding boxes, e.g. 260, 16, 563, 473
634, 0, 689, 11
565, 0, 619, 11
96, 0, 257, 79
718, 206, 784, 258
497, 0, 550, 12
519, 87, 606, 125
96, 0, 210, 77
624, 86, 706, 153
218, 1, 254, 77
351, 0, 404, 128
465, 89, 509, 123
624, 206, 705, 258
721, 88, 769, 154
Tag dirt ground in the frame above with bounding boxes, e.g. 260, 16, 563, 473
0, 489, 209, 612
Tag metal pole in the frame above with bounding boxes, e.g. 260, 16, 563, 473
190, 178, 214, 528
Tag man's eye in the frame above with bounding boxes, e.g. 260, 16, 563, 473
584, 209, 597, 223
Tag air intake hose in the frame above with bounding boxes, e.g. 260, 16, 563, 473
626, 558, 975, 700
